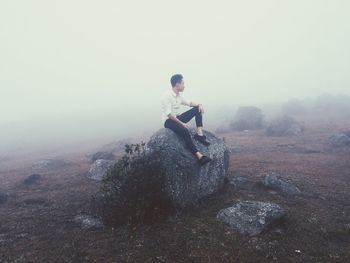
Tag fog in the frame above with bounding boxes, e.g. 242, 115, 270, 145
1, 0, 349, 155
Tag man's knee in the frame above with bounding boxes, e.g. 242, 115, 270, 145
193, 105, 202, 115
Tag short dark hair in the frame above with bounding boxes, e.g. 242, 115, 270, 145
170, 74, 183, 87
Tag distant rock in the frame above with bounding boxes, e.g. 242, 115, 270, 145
265, 115, 304, 136
329, 132, 350, 147
146, 128, 230, 209
230, 106, 264, 131
86, 159, 115, 181
261, 172, 301, 195
281, 98, 306, 116
215, 124, 231, 134
217, 201, 287, 236
90, 151, 116, 163
22, 174, 42, 185
73, 214, 104, 229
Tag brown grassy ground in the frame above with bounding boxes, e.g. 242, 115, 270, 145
0, 116, 349, 263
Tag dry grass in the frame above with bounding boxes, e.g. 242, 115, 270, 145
0, 116, 349, 263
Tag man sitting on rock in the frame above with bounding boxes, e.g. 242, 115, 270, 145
161, 73, 212, 165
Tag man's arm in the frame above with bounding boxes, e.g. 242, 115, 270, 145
189, 101, 200, 107
168, 113, 186, 126
162, 95, 187, 127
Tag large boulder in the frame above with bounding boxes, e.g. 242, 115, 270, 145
146, 128, 230, 209
230, 106, 264, 131
217, 201, 287, 236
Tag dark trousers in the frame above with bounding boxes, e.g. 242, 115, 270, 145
164, 105, 203, 155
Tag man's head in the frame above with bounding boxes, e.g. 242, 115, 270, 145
170, 74, 185, 92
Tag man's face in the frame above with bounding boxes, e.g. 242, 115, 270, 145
176, 79, 185, 92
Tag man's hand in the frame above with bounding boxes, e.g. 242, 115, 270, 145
198, 104, 205, 114
181, 122, 189, 129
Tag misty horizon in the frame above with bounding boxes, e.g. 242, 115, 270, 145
1, 0, 350, 154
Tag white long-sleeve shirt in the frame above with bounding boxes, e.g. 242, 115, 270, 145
161, 88, 192, 124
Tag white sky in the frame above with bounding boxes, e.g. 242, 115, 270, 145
1, 0, 349, 125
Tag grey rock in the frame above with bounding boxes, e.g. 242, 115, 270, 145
230, 106, 264, 131
262, 173, 301, 195
217, 201, 287, 236
329, 132, 350, 147
147, 128, 230, 209
265, 115, 304, 136
73, 214, 104, 229
86, 159, 115, 181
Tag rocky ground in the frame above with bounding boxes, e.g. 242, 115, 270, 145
0, 116, 349, 263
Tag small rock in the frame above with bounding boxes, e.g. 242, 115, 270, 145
0, 192, 11, 204
74, 215, 104, 229
261, 173, 301, 195
217, 200, 287, 236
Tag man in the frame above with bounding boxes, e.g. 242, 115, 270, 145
161, 73, 212, 165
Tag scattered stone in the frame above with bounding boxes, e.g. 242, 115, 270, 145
22, 174, 42, 185
230, 106, 264, 131
217, 201, 287, 236
146, 128, 230, 209
0, 192, 11, 204
86, 159, 115, 181
265, 115, 304, 136
261, 173, 301, 195
73, 214, 104, 229
329, 132, 350, 147
91, 151, 116, 163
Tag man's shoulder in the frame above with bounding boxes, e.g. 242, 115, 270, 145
161, 89, 172, 99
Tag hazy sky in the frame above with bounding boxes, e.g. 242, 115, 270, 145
1, 0, 349, 125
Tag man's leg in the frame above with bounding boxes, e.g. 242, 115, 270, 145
176, 106, 204, 136
164, 119, 199, 156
